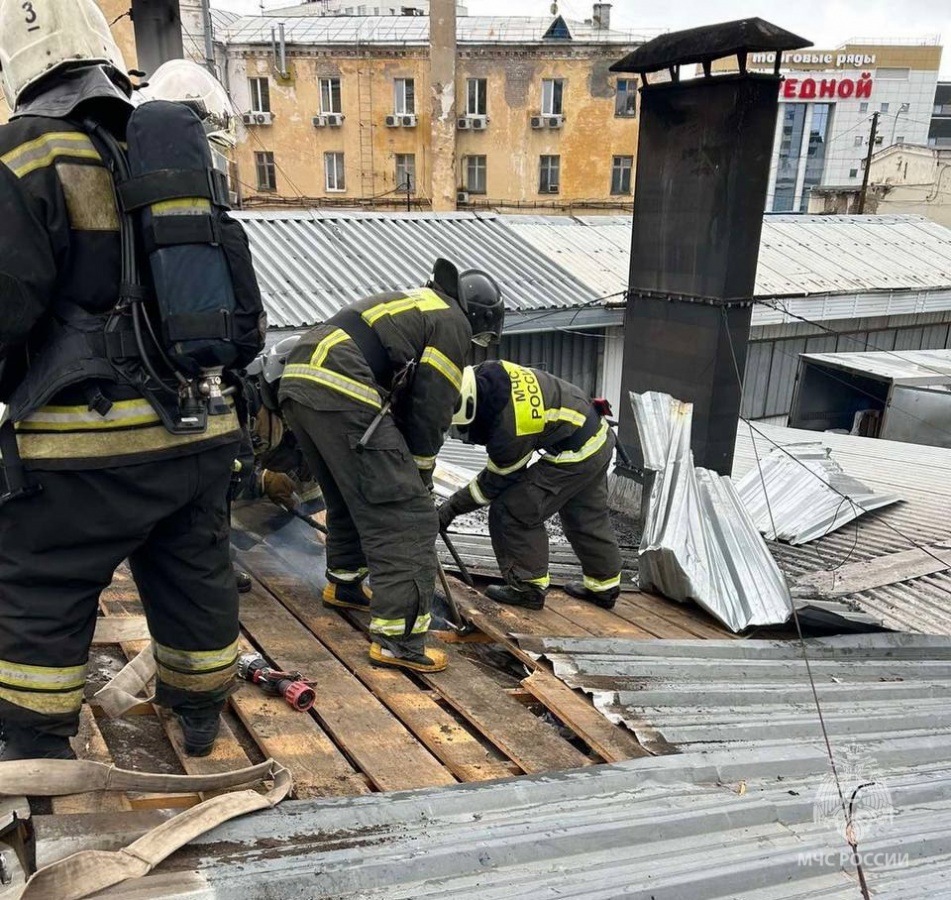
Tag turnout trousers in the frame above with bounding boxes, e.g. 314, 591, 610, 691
0, 442, 241, 738
282, 400, 437, 656
489, 434, 623, 592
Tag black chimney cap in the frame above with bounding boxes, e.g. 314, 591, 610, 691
611, 18, 811, 74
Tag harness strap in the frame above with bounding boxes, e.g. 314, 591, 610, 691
117, 167, 231, 212
328, 308, 395, 388
0, 420, 40, 505
550, 406, 601, 454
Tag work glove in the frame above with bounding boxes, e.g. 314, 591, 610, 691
261, 469, 298, 512
438, 500, 458, 532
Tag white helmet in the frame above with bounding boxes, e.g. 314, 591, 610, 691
452, 366, 478, 427
0, 0, 129, 109
143, 59, 236, 149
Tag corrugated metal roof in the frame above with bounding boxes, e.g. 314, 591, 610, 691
800, 349, 951, 386
734, 442, 901, 545
501, 214, 951, 315
232, 211, 601, 329
733, 422, 951, 634
634, 392, 792, 632
219, 15, 644, 46
124, 634, 951, 898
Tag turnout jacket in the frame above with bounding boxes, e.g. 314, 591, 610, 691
0, 115, 239, 469
279, 288, 472, 476
447, 361, 609, 517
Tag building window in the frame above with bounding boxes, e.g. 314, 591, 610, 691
249, 77, 271, 113
539, 154, 560, 193
541, 79, 565, 116
325, 152, 345, 192
255, 151, 276, 191
896, 135, 905, 143
799, 103, 832, 212
466, 155, 487, 194
466, 78, 487, 116
395, 153, 416, 192
319, 77, 342, 114
854, 135, 864, 147
849, 168, 858, 179
859, 102, 869, 113
611, 155, 633, 195
772, 104, 806, 212
880, 102, 890, 113
394, 78, 416, 115
615, 79, 636, 117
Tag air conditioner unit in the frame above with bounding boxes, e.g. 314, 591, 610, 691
312, 115, 327, 128
401, 115, 417, 127
874, 135, 884, 145
899, 102, 910, 113
457, 117, 471, 130
547, 115, 563, 129
530, 115, 544, 129
457, 190, 470, 203
545, 185, 560, 193
241, 113, 254, 125
471, 117, 487, 131
385, 114, 399, 127
326, 113, 344, 126
253, 112, 273, 126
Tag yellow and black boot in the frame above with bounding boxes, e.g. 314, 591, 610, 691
323, 581, 373, 612
369, 642, 448, 674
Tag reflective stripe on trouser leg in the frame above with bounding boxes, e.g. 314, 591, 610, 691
327, 567, 369, 584
583, 573, 621, 592
152, 639, 239, 694
525, 574, 551, 591
0, 658, 86, 716
369, 613, 432, 638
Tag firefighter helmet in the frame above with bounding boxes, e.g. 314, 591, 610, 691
143, 59, 236, 149
245, 335, 301, 410
452, 366, 478, 426
0, 0, 130, 109
458, 270, 504, 346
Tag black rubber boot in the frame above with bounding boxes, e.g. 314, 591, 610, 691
564, 581, 620, 610
485, 583, 546, 610
0, 725, 76, 761
323, 581, 372, 611
178, 713, 221, 757
235, 570, 253, 594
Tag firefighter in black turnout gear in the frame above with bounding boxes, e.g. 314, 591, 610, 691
439, 362, 623, 610
279, 260, 503, 673
0, 1, 265, 760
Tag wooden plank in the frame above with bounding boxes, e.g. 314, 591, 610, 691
240, 548, 514, 783
610, 595, 703, 639
619, 592, 735, 640
521, 669, 650, 762
455, 583, 592, 639
237, 578, 455, 792
54, 706, 132, 815
92, 616, 151, 644
544, 592, 655, 639
795, 542, 951, 599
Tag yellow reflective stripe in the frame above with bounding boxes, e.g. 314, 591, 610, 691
153, 639, 239, 673
369, 614, 432, 636
545, 407, 587, 428
526, 574, 551, 589
469, 478, 490, 506
420, 346, 462, 391
0, 658, 87, 691
583, 573, 622, 592
1, 131, 101, 178
152, 198, 211, 215
411, 613, 432, 635
328, 568, 369, 583
414, 454, 436, 470
0, 685, 85, 715
154, 662, 235, 693
361, 288, 449, 325
310, 328, 351, 366
16, 399, 161, 432
283, 364, 383, 410
548, 421, 609, 465
486, 452, 533, 476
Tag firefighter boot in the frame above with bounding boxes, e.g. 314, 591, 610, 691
235, 570, 253, 594
0, 725, 76, 761
178, 713, 221, 757
485, 583, 546, 610
369, 642, 448, 674
564, 582, 621, 610
323, 581, 372, 612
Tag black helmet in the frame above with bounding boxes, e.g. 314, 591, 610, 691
458, 269, 504, 346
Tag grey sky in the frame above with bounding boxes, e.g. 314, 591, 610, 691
212, 0, 950, 77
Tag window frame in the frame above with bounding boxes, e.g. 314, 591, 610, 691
395, 153, 417, 193
249, 77, 271, 113
610, 155, 633, 195
465, 155, 487, 194
539, 154, 560, 193
324, 151, 346, 192
319, 77, 342, 115
394, 78, 416, 115
615, 79, 637, 117
541, 78, 565, 116
255, 151, 277, 192
466, 78, 488, 117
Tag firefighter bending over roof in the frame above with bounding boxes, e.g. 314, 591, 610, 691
439, 362, 623, 611
0, 1, 265, 761
277, 260, 504, 673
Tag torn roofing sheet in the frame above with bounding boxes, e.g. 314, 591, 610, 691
734, 442, 901, 545
632, 392, 791, 632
